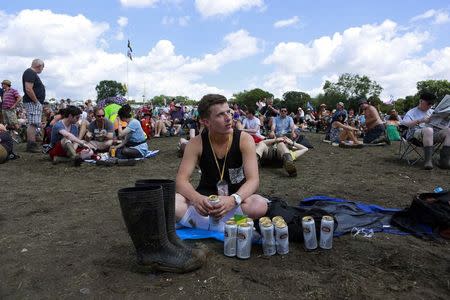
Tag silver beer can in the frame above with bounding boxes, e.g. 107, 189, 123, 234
274, 221, 289, 255
261, 222, 276, 256
319, 216, 334, 250
272, 216, 284, 224
208, 195, 221, 231
224, 220, 237, 257
236, 223, 252, 259
302, 216, 318, 250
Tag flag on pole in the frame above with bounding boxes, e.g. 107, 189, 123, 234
127, 39, 133, 52
307, 101, 315, 111
127, 50, 133, 61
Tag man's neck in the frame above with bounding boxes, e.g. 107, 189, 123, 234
209, 130, 231, 145
62, 119, 71, 127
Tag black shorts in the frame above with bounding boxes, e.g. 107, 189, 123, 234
363, 124, 385, 143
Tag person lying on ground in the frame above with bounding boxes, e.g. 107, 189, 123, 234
329, 113, 363, 147
255, 136, 308, 177
48, 105, 95, 166
175, 94, 269, 232
359, 98, 389, 144
83, 107, 114, 152
115, 105, 150, 159
400, 92, 450, 170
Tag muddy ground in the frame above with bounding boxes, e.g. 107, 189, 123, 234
1, 132, 449, 299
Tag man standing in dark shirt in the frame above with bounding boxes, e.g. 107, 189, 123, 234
22, 58, 46, 153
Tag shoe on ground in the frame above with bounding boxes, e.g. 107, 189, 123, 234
282, 153, 297, 177
322, 139, 331, 144
331, 142, 339, 147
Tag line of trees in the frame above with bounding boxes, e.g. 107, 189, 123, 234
95, 76, 450, 114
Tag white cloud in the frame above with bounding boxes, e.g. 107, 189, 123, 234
274, 16, 299, 28
0, 9, 260, 101
263, 19, 450, 99
119, 0, 159, 8
117, 16, 128, 27
115, 31, 125, 41
411, 9, 450, 25
195, 0, 264, 18
178, 16, 190, 27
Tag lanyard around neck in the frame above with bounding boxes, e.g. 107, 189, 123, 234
208, 132, 233, 181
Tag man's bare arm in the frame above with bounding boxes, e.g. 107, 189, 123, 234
24, 82, 38, 103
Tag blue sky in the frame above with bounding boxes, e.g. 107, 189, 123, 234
1, 0, 449, 102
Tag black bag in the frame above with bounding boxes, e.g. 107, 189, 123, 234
295, 134, 314, 149
391, 191, 450, 239
257, 197, 337, 242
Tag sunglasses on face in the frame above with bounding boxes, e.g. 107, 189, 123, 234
96, 114, 105, 118
281, 110, 287, 112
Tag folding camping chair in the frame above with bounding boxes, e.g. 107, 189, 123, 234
398, 125, 443, 165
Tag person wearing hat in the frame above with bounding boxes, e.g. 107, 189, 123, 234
401, 92, 450, 170
1, 79, 22, 133
359, 98, 388, 145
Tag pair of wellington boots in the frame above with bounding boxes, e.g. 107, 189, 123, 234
423, 146, 450, 170
118, 179, 206, 273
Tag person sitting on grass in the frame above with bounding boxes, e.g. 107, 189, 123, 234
0, 123, 18, 163
359, 98, 389, 145
115, 105, 149, 159
269, 106, 298, 140
83, 107, 114, 152
48, 106, 95, 166
255, 136, 308, 177
329, 113, 363, 147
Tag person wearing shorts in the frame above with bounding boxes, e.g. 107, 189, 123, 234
401, 92, 450, 170
1, 80, 21, 132
22, 59, 46, 153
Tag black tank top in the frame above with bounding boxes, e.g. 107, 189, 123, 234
196, 129, 246, 196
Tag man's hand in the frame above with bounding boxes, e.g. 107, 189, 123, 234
421, 116, 430, 124
193, 195, 214, 216
209, 196, 235, 219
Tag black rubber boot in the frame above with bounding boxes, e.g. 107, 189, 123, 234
135, 179, 208, 261
423, 146, 434, 170
118, 186, 203, 273
438, 146, 450, 169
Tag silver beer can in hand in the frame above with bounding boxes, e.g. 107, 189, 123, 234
302, 216, 318, 251
236, 223, 252, 259
319, 216, 334, 250
274, 221, 289, 255
261, 222, 276, 256
224, 220, 237, 257
208, 195, 221, 231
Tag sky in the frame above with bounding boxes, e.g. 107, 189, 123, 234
1, 0, 449, 102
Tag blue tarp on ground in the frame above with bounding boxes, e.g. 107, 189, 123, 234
176, 196, 433, 241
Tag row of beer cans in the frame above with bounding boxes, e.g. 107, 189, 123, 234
223, 215, 334, 258
223, 216, 289, 259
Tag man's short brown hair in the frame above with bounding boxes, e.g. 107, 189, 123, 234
198, 94, 227, 119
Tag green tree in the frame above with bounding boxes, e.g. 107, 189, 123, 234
324, 73, 382, 99
416, 79, 450, 101
232, 88, 273, 110
95, 80, 127, 100
282, 91, 311, 112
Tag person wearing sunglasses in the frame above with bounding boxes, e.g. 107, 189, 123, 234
269, 106, 298, 141
83, 107, 114, 152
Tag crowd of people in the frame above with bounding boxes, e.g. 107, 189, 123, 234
1, 59, 449, 172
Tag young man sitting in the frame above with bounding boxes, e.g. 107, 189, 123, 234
175, 94, 268, 232
48, 106, 94, 166
84, 107, 114, 152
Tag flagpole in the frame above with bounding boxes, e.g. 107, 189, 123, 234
126, 58, 129, 99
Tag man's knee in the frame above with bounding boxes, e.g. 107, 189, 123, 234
241, 194, 268, 219
422, 127, 434, 136
175, 193, 189, 220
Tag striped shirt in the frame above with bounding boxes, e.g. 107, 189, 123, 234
1, 88, 20, 109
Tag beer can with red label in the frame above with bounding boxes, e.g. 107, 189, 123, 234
274, 221, 289, 255
236, 223, 252, 259
302, 216, 318, 251
319, 216, 334, 250
224, 220, 237, 257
